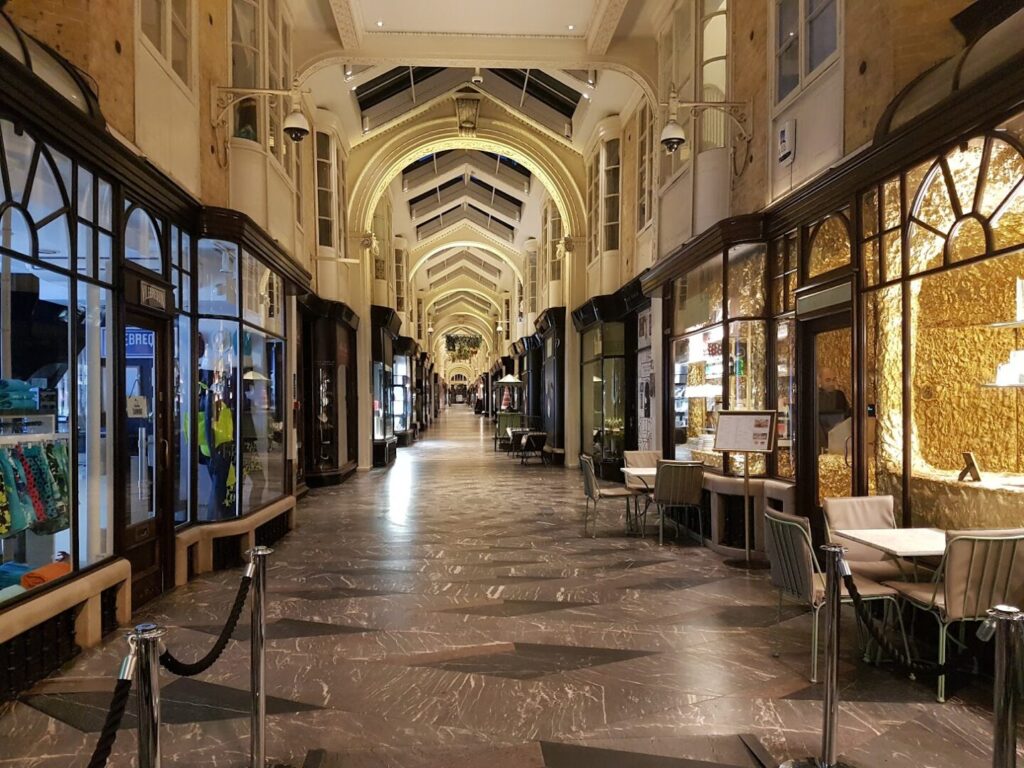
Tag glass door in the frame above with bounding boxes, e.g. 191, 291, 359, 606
122, 314, 170, 607
798, 311, 854, 541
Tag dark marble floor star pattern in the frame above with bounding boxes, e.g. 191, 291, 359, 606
0, 407, 1016, 767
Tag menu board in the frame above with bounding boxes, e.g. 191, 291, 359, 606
713, 410, 778, 454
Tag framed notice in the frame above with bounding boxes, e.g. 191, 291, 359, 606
713, 410, 778, 454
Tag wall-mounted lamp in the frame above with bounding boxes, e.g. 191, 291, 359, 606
660, 83, 752, 176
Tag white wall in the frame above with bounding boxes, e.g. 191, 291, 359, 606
134, 42, 201, 196
770, 62, 844, 202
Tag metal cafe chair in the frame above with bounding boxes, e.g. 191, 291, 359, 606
764, 508, 911, 683
643, 460, 703, 546
822, 495, 908, 582
883, 529, 1024, 702
579, 454, 641, 538
623, 450, 660, 535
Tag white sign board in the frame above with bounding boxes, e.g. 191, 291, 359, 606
713, 410, 778, 454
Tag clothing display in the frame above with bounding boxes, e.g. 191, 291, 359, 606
0, 379, 37, 412
0, 561, 30, 588
0, 440, 71, 537
0, 584, 25, 602
19, 560, 70, 588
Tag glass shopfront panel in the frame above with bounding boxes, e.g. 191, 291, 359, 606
774, 318, 796, 479
727, 320, 768, 474
673, 253, 723, 334
197, 318, 239, 521
241, 329, 284, 515
580, 323, 625, 462
373, 362, 393, 440
0, 257, 73, 605
673, 329, 724, 468
393, 355, 411, 433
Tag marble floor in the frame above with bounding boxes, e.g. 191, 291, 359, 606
0, 407, 1013, 767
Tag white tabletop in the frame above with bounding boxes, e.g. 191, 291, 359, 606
621, 467, 658, 479
835, 528, 946, 558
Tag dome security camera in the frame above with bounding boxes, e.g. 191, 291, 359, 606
283, 105, 310, 142
660, 118, 686, 154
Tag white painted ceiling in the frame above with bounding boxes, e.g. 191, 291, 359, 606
349, 0, 595, 37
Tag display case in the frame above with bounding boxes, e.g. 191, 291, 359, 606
537, 308, 566, 462
371, 306, 400, 467
393, 352, 413, 445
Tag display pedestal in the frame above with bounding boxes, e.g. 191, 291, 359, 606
725, 451, 769, 570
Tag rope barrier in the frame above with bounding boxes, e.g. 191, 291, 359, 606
85, 638, 138, 768
159, 571, 252, 677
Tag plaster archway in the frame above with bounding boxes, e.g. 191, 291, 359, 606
349, 118, 586, 246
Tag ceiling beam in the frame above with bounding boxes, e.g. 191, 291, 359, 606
586, 0, 629, 56
327, 0, 362, 50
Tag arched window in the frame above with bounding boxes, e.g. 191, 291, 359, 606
907, 135, 1024, 274
124, 205, 164, 275
0, 119, 71, 269
807, 213, 851, 279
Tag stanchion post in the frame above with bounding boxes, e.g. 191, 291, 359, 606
133, 623, 166, 768
249, 546, 273, 768
779, 545, 854, 768
989, 604, 1022, 768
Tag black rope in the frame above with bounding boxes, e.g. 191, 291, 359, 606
160, 574, 252, 677
841, 571, 983, 675
85, 677, 133, 768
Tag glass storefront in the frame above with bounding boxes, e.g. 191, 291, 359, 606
194, 241, 287, 522
393, 354, 411, 435
671, 244, 768, 474
581, 323, 626, 465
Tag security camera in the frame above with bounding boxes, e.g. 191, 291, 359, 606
283, 105, 310, 142
660, 118, 686, 153
471, 67, 484, 85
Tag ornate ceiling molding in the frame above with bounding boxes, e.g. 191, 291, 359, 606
327, 0, 362, 50
348, 117, 586, 245
454, 92, 482, 137
586, 0, 628, 56
409, 229, 524, 283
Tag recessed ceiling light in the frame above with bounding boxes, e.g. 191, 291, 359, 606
376, 19, 384, 27
581, 92, 590, 100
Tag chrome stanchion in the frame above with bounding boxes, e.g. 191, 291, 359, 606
988, 604, 1022, 768
780, 545, 854, 768
249, 546, 272, 768
133, 623, 166, 768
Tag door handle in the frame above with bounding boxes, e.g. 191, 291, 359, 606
844, 435, 853, 468
160, 438, 170, 471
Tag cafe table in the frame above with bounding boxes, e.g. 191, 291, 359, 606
620, 467, 656, 535
835, 527, 946, 581
834, 528, 946, 558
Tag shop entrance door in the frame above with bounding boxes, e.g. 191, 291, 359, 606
797, 310, 854, 542
122, 314, 171, 607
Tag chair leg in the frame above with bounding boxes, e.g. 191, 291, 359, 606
583, 498, 590, 537
937, 618, 948, 703
811, 604, 821, 683
890, 597, 914, 680
772, 591, 783, 659
658, 503, 664, 546
592, 500, 598, 539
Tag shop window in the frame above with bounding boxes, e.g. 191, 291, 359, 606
1, 120, 72, 272
774, 318, 795, 479
581, 324, 626, 462
727, 320, 767, 474
242, 251, 282, 335
197, 318, 239, 521
173, 312, 191, 526
673, 253, 723, 334
775, 0, 839, 105
864, 285, 903, 518
771, 234, 797, 313
240, 329, 284, 515
124, 206, 164, 276
393, 355, 411, 434
197, 239, 239, 316
807, 213, 851, 279
905, 250, 1024, 526
673, 329, 724, 469
140, 0, 192, 85
727, 243, 766, 317
77, 167, 114, 284
907, 136, 1024, 275
0, 256, 73, 605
